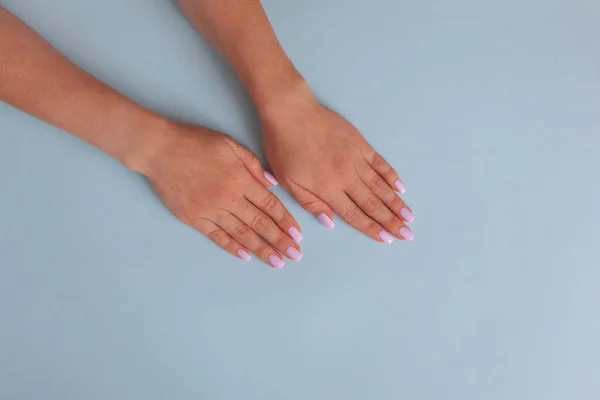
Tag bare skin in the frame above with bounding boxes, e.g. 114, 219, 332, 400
1, 1, 414, 268
0, 7, 302, 267
145, 124, 303, 267
177, 0, 415, 242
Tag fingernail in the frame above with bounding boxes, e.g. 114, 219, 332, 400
398, 227, 414, 241
286, 247, 303, 261
268, 254, 284, 268
317, 213, 335, 229
288, 226, 303, 243
378, 230, 394, 244
264, 171, 279, 186
237, 249, 251, 261
399, 207, 414, 223
394, 179, 406, 194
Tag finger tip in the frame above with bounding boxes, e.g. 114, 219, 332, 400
237, 249, 252, 261
268, 254, 285, 268
288, 226, 303, 243
394, 179, 406, 194
286, 246, 303, 262
263, 171, 279, 186
378, 230, 394, 244
398, 227, 414, 241
399, 207, 415, 223
317, 213, 335, 229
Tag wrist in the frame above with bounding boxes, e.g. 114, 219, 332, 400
120, 113, 175, 176
254, 74, 318, 123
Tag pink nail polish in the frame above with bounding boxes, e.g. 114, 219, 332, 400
398, 227, 414, 241
288, 226, 303, 243
237, 249, 251, 261
317, 213, 335, 229
268, 254, 284, 268
286, 247, 303, 261
400, 207, 414, 223
394, 179, 406, 194
264, 171, 279, 186
378, 230, 394, 244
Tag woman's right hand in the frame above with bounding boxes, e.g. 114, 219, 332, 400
136, 123, 303, 268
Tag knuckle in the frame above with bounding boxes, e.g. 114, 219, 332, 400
368, 175, 384, 192
372, 152, 384, 167
372, 152, 390, 172
381, 189, 396, 202
207, 229, 228, 244
270, 233, 286, 247
258, 193, 279, 213
253, 242, 269, 256
248, 152, 261, 169
362, 194, 379, 212
232, 223, 251, 240
300, 200, 319, 212
386, 213, 398, 227
251, 213, 270, 232
368, 221, 381, 233
343, 205, 361, 223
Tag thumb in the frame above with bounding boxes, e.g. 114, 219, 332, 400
224, 136, 278, 187
286, 180, 335, 229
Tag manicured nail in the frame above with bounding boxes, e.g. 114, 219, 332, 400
264, 171, 279, 186
286, 247, 303, 261
398, 227, 414, 241
317, 213, 335, 229
237, 249, 251, 261
378, 230, 394, 244
394, 179, 406, 194
288, 226, 303, 243
399, 207, 414, 223
268, 254, 284, 268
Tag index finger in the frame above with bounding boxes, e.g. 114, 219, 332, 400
362, 147, 405, 194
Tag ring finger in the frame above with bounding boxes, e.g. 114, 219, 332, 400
216, 212, 287, 268
357, 163, 414, 224
234, 200, 302, 261
346, 183, 413, 241
325, 191, 391, 243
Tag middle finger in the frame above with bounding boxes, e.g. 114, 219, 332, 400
346, 182, 413, 241
233, 200, 303, 261
244, 183, 304, 243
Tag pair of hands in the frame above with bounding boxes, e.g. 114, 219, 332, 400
139, 85, 414, 268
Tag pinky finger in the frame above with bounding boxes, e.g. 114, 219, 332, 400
192, 218, 252, 262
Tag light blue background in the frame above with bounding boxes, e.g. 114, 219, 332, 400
1, 0, 599, 399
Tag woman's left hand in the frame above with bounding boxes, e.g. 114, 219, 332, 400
260, 84, 414, 243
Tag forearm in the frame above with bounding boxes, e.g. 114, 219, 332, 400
0, 7, 168, 172
176, 0, 310, 113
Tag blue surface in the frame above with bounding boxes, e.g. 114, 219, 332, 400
1, 0, 600, 399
